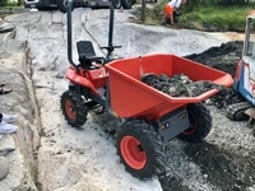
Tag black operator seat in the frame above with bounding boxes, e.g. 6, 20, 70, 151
76, 41, 105, 69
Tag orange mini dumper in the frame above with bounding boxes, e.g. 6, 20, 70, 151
60, 0, 233, 178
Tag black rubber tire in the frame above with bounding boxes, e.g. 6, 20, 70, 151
226, 102, 250, 121
60, 90, 88, 128
121, 0, 133, 9
116, 119, 170, 178
112, 0, 122, 9
177, 103, 212, 143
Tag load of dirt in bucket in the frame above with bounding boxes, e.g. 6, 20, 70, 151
141, 73, 224, 97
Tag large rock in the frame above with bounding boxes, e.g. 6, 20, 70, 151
0, 18, 15, 33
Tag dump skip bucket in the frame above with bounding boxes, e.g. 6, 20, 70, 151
105, 54, 233, 119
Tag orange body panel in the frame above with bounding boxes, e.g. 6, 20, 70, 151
86, 67, 108, 88
105, 54, 233, 119
65, 66, 108, 95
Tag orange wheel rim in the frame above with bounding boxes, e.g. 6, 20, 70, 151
120, 135, 147, 170
65, 100, 76, 120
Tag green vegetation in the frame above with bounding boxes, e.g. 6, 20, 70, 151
135, 1, 255, 32
0, 0, 20, 6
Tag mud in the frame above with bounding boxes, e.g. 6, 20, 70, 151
183, 142, 255, 191
159, 142, 255, 191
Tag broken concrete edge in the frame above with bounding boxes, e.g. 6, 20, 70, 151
0, 18, 15, 34
22, 41, 43, 188
0, 37, 42, 190
0, 156, 9, 180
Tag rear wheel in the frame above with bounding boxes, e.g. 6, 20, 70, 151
177, 103, 212, 143
60, 90, 88, 128
116, 120, 170, 178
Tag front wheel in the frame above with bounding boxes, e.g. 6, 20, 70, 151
116, 120, 170, 178
60, 90, 88, 128
177, 103, 212, 143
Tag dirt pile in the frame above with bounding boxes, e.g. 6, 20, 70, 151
158, 40, 255, 191
186, 41, 243, 76
185, 41, 246, 108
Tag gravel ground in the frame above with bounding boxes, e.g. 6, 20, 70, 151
157, 41, 255, 191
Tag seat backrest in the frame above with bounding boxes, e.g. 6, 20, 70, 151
77, 41, 96, 58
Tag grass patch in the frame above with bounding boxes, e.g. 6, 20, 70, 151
0, 0, 20, 6
133, 2, 255, 32
181, 5, 251, 32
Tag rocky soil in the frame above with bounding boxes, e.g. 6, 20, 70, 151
160, 41, 255, 191
0, 7, 255, 191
